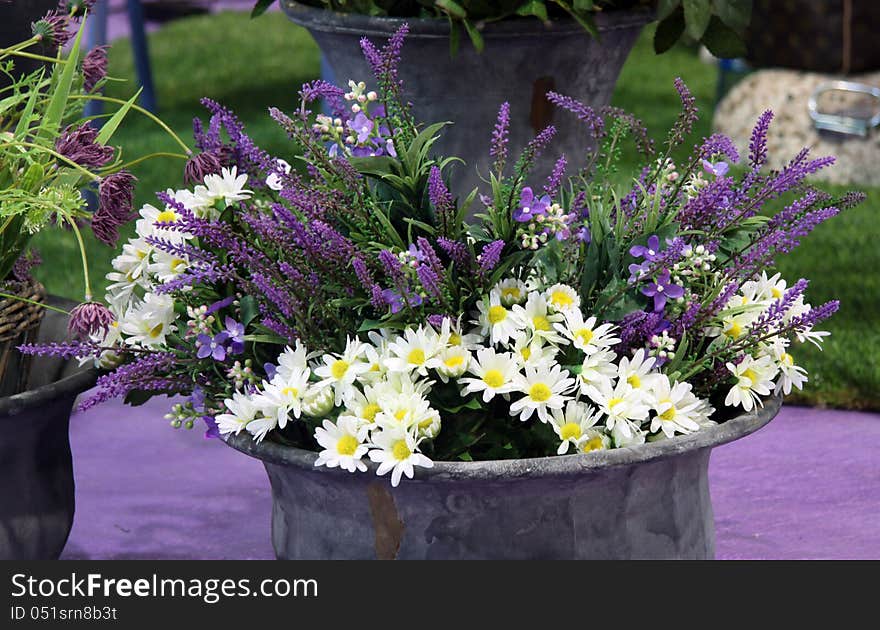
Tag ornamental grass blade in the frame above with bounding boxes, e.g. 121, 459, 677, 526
41, 16, 86, 141
95, 88, 142, 145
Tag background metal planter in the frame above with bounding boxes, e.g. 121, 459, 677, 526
281, 0, 651, 193
0, 298, 99, 560
226, 396, 782, 560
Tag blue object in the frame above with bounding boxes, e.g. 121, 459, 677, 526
85, 0, 157, 115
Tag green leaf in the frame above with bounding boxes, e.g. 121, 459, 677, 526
250, 0, 275, 18
462, 19, 485, 53
448, 16, 461, 58
683, 0, 712, 40
124, 389, 158, 407
653, 6, 686, 54
348, 155, 397, 176
701, 15, 747, 57
458, 452, 474, 462
239, 295, 259, 327
516, 1, 549, 21
657, 0, 682, 21
553, 1, 599, 38
713, 0, 752, 33
95, 88, 141, 145
357, 319, 407, 333
243, 333, 288, 344
41, 16, 86, 140
573, 0, 596, 11
14, 71, 42, 139
436, 0, 467, 19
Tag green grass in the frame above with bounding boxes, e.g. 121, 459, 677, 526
29, 13, 879, 410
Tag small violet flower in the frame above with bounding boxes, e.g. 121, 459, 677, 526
224, 317, 246, 355
702, 159, 729, 177
513, 187, 551, 223
641, 270, 685, 312
196, 332, 230, 361
348, 112, 374, 144
630, 235, 662, 262
628, 261, 651, 284
381, 289, 423, 314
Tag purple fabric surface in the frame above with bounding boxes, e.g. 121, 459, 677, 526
60, 396, 880, 560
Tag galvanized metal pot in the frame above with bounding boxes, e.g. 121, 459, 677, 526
280, 0, 651, 193
225, 396, 782, 560
0, 298, 99, 560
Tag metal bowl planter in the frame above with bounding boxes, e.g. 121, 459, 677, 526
0, 298, 99, 560
225, 395, 782, 560
280, 0, 652, 193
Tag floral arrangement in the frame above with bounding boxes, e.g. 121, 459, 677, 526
254, 0, 751, 56
0, 1, 190, 321
24, 25, 862, 487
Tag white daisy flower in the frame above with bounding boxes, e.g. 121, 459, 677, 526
459, 347, 519, 402
275, 341, 316, 381
576, 429, 611, 454
146, 249, 189, 284
314, 416, 369, 473
742, 271, 787, 303
510, 330, 558, 368
575, 349, 618, 394
648, 375, 703, 438
384, 326, 446, 376
437, 316, 483, 350
374, 391, 434, 432
494, 278, 528, 307
616, 348, 661, 395
119, 293, 176, 347
509, 363, 575, 423
314, 337, 370, 405
556, 311, 620, 354
585, 380, 649, 441
254, 367, 311, 429
511, 292, 565, 345
244, 414, 278, 443
549, 400, 601, 454
369, 426, 433, 487
301, 385, 336, 418
193, 166, 252, 207
341, 388, 384, 428
435, 346, 471, 383
215, 392, 260, 436
474, 291, 520, 346
724, 354, 779, 411
766, 339, 808, 395
544, 283, 581, 313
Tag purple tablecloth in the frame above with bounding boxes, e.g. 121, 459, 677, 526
60, 397, 879, 560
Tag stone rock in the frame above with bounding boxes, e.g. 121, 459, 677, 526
714, 69, 880, 186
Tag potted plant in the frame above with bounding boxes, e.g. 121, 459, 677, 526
40, 27, 860, 559
252, 1, 751, 192
0, 3, 190, 559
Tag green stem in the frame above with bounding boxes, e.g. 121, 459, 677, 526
65, 216, 93, 301
0, 214, 15, 239
0, 142, 100, 182
0, 49, 68, 64
115, 151, 189, 171
68, 94, 192, 154
0, 292, 70, 315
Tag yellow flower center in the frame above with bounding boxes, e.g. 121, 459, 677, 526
659, 403, 676, 421
501, 287, 521, 302
532, 315, 551, 332
488, 305, 508, 324
742, 368, 758, 385
394, 409, 408, 422
336, 434, 359, 456
483, 369, 505, 388
370, 362, 381, 372
148, 323, 163, 338
156, 210, 178, 223
444, 355, 464, 368
608, 397, 624, 409
627, 374, 641, 389
550, 290, 574, 308
418, 416, 434, 429
281, 387, 299, 398
520, 347, 532, 361
391, 439, 412, 461
725, 321, 743, 339
171, 258, 186, 272
771, 287, 782, 298
448, 332, 461, 346
407, 348, 426, 365
575, 328, 594, 345
529, 382, 552, 402
331, 360, 349, 379
582, 436, 604, 453
781, 352, 794, 366
560, 422, 581, 441
362, 403, 381, 422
